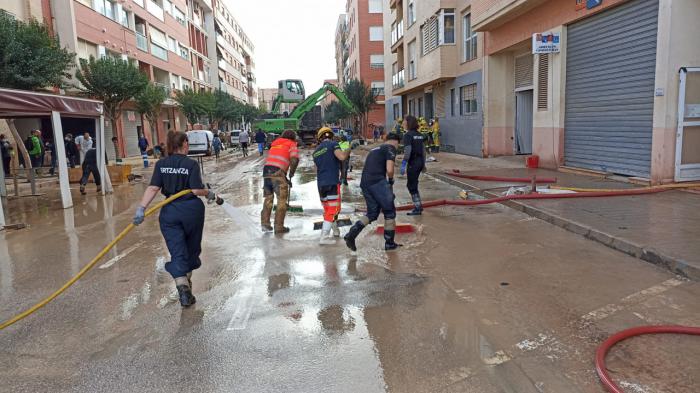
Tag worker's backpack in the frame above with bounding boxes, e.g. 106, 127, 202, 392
24, 137, 33, 151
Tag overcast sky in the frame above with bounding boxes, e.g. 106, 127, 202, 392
225, 0, 347, 93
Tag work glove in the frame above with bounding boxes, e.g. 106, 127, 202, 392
133, 206, 145, 226
400, 160, 408, 176
206, 190, 217, 204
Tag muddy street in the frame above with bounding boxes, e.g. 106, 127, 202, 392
1, 151, 699, 393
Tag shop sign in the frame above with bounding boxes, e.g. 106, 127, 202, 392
587, 0, 603, 9
532, 32, 560, 54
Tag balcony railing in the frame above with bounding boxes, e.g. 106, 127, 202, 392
136, 32, 148, 52
147, 0, 164, 21
151, 43, 168, 61
392, 69, 405, 90
391, 19, 404, 46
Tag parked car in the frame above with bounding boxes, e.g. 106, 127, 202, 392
186, 130, 214, 156
230, 130, 241, 149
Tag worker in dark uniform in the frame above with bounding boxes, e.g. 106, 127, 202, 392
133, 131, 217, 307
344, 133, 402, 252
79, 147, 106, 195
400, 115, 426, 216
313, 127, 349, 244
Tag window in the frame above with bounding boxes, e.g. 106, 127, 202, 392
371, 81, 385, 96
463, 14, 478, 62
119, 8, 130, 28
450, 88, 455, 116
369, 26, 383, 41
173, 6, 186, 25
77, 39, 98, 60
393, 103, 400, 121
133, 0, 144, 6
421, 17, 439, 55
460, 84, 478, 115
417, 97, 423, 117
368, 0, 382, 13
94, 0, 115, 20
167, 36, 177, 52
408, 99, 415, 115
179, 46, 189, 60
370, 54, 384, 69
163, 0, 173, 14
537, 54, 549, 110
440, 9, 455, 45
150, 27, 167, 47
408, 0, 416, 25
408, 40, 417, 80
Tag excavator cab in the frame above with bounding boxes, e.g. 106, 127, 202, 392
278, 79, 305, 102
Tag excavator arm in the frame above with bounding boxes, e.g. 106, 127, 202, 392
288, 83, 355, 120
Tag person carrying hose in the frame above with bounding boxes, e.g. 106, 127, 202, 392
344, 132, 402, 252
400, 115, 426, 216
260, 130, 299, 234
133, 131, 218, 307
313, 127, 349, 244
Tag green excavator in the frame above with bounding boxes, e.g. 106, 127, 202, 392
253, 79, 355, 144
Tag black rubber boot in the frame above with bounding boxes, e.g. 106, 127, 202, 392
176, 284, 196, 307
384, 230, 403, 251
343, 222, 365, 252
407, 193, 423, 216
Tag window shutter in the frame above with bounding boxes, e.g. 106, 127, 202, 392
514, 54, 533, 90
422, 16, 439, 55
537, 54, 549, 110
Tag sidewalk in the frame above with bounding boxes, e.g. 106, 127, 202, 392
422, 152, 700, 280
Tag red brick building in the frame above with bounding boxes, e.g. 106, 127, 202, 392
342, 0, 386, 137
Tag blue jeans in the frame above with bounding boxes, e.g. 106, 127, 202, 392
257, 143, 264, 154
361, 180, 396, 223
159, 198, 205, 279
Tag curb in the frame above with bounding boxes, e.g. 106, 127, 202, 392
430, 172, 700, 281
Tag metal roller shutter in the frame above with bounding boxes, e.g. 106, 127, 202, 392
123, 111, 142, 157
564, 0, 658, 177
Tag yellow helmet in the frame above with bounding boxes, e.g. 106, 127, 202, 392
317, 127, 334, 142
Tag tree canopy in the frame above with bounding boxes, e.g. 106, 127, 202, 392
75, 56, 149, 127
135, 83, 168, 131
175, 88, 262, 128
0, 12, 74, 90
343, 79, 377, 136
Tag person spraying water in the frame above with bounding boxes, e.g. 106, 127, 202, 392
133, 131, 220, 307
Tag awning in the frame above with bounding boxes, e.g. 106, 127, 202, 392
0, 88, 103, 118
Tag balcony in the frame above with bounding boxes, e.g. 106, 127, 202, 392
472, 0, 549, 31
136, 32, 148, 52
391, 20, 404, 50
392, 69, 405, 90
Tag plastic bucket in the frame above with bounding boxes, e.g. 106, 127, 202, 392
526, 155, 539, 168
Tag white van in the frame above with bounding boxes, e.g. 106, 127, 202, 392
186, 130, 214, 156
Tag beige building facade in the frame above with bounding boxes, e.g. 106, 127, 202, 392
385, 0, 485, 155
474, 0, 700, 183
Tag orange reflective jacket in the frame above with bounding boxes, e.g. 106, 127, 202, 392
265, 138, 299, 172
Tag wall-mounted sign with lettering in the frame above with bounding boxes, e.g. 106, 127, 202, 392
532, 32, 561, 54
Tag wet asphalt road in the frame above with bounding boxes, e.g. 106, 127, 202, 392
1, 150, 700, 393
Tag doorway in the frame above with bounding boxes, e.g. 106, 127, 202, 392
515, 90, 533, 155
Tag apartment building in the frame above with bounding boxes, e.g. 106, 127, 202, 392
0, 0, 51, 24
258, 88, 295, 115
342, 0, 386, 136
473, 0, 700, 183
49, 0, 196, 158
212, 0, 257, 106
186, 0, 214, 92
385, 0, 485, 156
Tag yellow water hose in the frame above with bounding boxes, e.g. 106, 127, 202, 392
0, 189, 193, 331
550, 182, 700, 193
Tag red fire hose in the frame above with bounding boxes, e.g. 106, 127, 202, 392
394, 187, 668, 211
446, 170, 558, 183
595, 325, 700, 392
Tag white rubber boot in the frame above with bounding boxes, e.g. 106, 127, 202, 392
332, 221, 340, 237
320, 221, 335, 245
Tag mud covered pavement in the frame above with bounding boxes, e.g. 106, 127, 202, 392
1, 151, 700, 393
